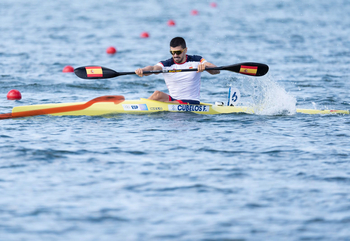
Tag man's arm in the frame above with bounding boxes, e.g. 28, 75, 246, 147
135, 65, 163, 77
197, 62, 220, 75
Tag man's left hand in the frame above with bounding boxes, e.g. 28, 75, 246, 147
197, 63, 207, 72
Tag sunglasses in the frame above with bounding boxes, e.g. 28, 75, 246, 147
170, 49, 186, 55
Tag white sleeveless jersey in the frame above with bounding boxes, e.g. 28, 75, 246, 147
156, 55, 206, 101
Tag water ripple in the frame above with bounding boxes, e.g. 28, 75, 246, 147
1, 0, 350, 240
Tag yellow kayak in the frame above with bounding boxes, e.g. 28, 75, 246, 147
0, 95, 348, 119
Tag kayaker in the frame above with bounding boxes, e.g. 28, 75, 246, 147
135, 37, 220, 104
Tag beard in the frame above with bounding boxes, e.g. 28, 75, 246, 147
173, 55, 185, 63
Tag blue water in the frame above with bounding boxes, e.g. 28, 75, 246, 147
1, 0, 350, 240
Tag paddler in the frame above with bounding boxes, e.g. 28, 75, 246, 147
135, 37, 220, 104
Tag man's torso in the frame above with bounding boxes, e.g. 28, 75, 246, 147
156, 55, 206, 101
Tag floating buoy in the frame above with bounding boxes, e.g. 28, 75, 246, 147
140, 32, 150, 38
167, 20, 176, 26
62, 65, 74, 73
7, 89, 22, 100
210, 2, 217, 8
191, 9, 199, 15
106, 46, 117, 55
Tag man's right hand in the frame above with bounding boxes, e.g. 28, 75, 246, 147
135, 68, 144, 77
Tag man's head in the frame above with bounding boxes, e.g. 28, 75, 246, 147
170, 37, 186, 49
170, 37, 187, 63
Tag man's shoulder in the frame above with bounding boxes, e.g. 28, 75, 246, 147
159, 58, 175, 67
187, 55, 204, 62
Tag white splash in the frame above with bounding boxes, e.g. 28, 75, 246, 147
312, 102, 317, 109
229, 76, 296, 116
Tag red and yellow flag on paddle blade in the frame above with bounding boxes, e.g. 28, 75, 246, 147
85, 67, 103, 77
239, 65, 258, 76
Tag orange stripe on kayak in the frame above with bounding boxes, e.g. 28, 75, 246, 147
0, 95, 125, 119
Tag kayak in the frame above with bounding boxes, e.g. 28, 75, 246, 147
0, 95, 348, 119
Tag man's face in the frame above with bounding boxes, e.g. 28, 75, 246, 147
170, 46, 187, 63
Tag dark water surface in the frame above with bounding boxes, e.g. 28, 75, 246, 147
1, 0, 350, 240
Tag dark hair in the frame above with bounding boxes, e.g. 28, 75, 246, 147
170, 37, 186, 48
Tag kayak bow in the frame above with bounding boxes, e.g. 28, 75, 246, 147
0, 96, 125, 119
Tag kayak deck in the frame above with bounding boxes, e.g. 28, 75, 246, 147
12, 98, 255, 116
9, 96, 349, 117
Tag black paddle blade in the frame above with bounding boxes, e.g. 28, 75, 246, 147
74, 66, 119, 79
222, 62, 269, 76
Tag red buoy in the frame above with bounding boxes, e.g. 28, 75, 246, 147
210, 2, 217, 8
62, 65, 74, 73
106, 46, 117, 54
140, 32, 150, 38
191, 9, 199, 15
7, 89, 22, 100
167, 20, 176, 26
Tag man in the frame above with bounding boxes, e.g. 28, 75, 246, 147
135, 37, 220, 104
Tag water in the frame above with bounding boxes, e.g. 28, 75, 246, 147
1, 0, 350, 240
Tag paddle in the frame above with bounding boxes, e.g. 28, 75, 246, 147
0, 95, 125, 120
74, 62, 269, 79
